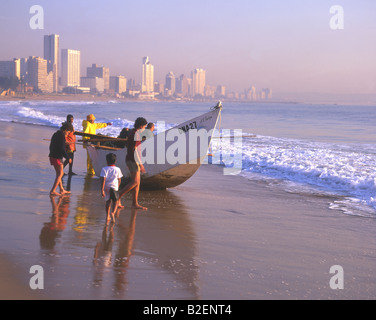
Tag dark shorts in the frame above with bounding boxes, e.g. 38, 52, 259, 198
109, 188, 119, 202
126, 160, 140, 173
49, 157, 63, 166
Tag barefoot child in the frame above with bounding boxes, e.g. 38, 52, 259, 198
100, 153, 123, 224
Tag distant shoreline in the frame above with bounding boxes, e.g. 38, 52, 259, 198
0, 93, 375, 106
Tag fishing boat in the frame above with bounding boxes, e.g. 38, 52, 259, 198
76, 102, 223, 190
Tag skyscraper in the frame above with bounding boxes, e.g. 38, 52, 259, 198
165, 71, 175, 96
141, 56, 154, 93
44, 34, 59, 92
191, 68, 206, 97
176, 74, 189, 97
27, 56, 53, 93
110, 75, 127, 94
0, 59, 20, 79
61, 49, 80, 87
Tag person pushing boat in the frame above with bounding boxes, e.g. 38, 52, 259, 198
82, 114, 112, 175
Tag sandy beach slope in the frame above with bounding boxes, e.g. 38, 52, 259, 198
0, 120, 375, 300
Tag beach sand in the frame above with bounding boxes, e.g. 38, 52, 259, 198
0, 120, 376, 300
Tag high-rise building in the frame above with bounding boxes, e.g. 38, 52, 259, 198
61, 49, 80, 87
80, 76, 105, 93
176, 74, 189, 97
154, 81, 164, 95
87, 64, 110, 91
27, 56, 53, 92
110, 75, 127, 94
261, 88, 272, 99
216, 85, 226, 98
246, 85, 257, 100
191, 68, 206, 97
165, 71, 175, 96
0, 59, 20, 79
20, 58, 28, 80
141, 56, 154, 93
44, 34, 59, 92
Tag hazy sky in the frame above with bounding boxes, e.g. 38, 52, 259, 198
1, 0, 375, 97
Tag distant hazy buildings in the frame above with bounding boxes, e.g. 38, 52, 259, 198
204, 84, 216, 98
44, 34, 59, 92
216, 85, 226, 98
246, 85, 257, 100
191, 68, 206, 97
261, 88, 272, 99
141, 56, 154, 93
87, 63, 110, 91
61, 49, 80, 87
1, 33, 274, 100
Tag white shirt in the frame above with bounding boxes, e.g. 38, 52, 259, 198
100, 165, 123, 191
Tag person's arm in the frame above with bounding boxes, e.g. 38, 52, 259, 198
59, 131, 70, 160
95, 122, 110, 130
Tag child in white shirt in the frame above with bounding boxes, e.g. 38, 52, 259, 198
100, 153, 123, 224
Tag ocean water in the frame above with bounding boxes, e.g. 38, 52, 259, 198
1, 99, 375, 217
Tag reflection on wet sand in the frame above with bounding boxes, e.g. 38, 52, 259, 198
39, 195, 71, 251
37, 174, 200, 299
90, 190, 200, 299
73, 175, 103, 234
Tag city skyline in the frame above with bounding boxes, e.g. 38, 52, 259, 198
1, 0, 376, 102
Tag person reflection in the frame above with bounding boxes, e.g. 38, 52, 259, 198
39, 195, 71, 250
113, 208, 138, 295
93, 224, 115, 267
92, 224, 115, 288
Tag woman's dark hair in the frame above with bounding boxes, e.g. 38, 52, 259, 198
134, 117, 148, 129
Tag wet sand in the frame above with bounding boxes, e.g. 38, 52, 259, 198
0, 121, 376, 300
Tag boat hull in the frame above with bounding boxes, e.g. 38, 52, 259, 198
87, 106, 222, 190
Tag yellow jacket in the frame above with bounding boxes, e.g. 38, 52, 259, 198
82, 120, 108, 138
82, 120, 108, 149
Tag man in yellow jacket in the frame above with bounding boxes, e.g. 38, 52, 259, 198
82, 114, 112, 175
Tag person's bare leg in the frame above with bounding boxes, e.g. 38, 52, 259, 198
50, 164, 64, 196
131, 172, 147, 210
111, 200, 119, 223
119, 171, 138, 199
105, 200, 112, 225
